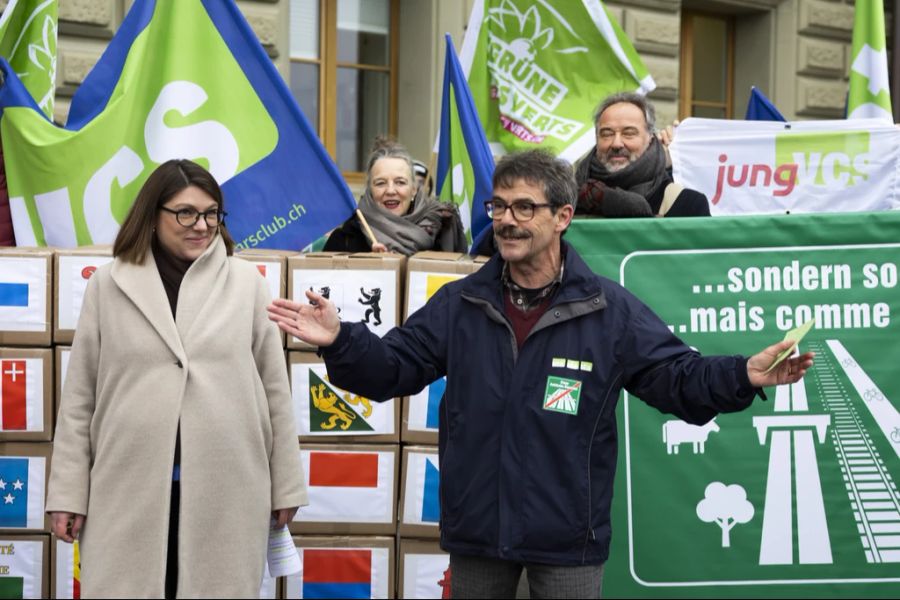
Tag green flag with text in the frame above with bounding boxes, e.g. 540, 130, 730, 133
460, 0, 654, 161
0, 0, 56, 118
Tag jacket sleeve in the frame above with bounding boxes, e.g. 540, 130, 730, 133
251, 278, 309, 510
45, 273, 102, 515
321, 286, 450, 400
620, 298, 757, 425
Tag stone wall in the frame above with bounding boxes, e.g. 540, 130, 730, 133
50, 0, 288, 124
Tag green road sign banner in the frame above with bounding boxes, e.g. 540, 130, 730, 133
568, 211, 900, 597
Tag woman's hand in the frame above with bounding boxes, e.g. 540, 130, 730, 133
272, 507, 299, 529
267, 292, 341, 347
50, 511, 85, 543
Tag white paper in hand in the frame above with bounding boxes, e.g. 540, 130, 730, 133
267, 522, 301, 577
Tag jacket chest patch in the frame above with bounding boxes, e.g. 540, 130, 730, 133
543, 376, 582, 415
551, 357, 593, 372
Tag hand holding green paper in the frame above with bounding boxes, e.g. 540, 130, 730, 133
763, 318, 815, 375
746, 320, 816, 389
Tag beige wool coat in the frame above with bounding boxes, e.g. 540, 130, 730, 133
46, 236, 308, 598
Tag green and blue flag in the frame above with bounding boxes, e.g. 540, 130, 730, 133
436, 34, 494, 248
0, 0, 356, 250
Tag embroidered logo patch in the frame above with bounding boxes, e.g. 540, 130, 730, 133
543, 376, 582, 415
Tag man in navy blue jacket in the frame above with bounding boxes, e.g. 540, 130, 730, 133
269, 150, 814, 599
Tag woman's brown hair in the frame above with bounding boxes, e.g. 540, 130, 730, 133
112, 159, 235, 263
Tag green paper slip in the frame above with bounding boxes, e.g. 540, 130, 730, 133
763, 318, 815, 374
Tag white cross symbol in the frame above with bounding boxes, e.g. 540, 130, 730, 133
3, 363, 24, 383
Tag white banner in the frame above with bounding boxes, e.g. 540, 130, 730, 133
671, 118, 900, 215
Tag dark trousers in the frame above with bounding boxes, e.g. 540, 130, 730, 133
449, 553, 604, 599
165, 481, 179, 599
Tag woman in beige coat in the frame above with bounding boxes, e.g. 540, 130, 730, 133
46, 160, 308, 598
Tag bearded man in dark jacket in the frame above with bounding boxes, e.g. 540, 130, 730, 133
575, 92, 710, 218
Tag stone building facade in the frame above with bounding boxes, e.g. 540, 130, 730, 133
2, 0, 891, 173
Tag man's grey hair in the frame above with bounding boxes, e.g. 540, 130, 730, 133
592, 92, 656, 133
493, 150, 578, 211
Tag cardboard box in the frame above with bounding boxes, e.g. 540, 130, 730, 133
403, 251, 487, 321
50, 538, 77, 599
286, 252, 405, 350
0, 534, 49, 599
402, 251, 487, 445
0, 248, 53, 347
291, 444, 398, 536
0, 443, 52, 533
289, 352, 399, 443
53, 246, 114, 344
54, 347, 70, 419
398, 446, 440, 539
285, 536, 394, 599
237, 249, 299, 348
0, 348, 53, 442
398, 539, 449, 600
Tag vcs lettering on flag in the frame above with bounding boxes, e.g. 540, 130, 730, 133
285, 545, 391, 599
0, 456, 45, 529
297, 448, 396, 528
0, 359, 43, 433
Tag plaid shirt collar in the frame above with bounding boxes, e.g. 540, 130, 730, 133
501, 245, 566, 312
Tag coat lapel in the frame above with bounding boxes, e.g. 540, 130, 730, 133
175, 235, 228, 341
110, 250, 185, 362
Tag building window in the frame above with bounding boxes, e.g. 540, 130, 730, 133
679, 11, 735, 119
289, 0, 398, 177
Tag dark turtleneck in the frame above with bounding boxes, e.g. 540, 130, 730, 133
152, 238, 193, 318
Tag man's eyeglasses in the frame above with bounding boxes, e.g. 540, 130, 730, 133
159, 206, 227, 228
484, 200, 553, 222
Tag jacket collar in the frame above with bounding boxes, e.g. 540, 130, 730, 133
463, 239, 605, 310
110, 235, 227, 359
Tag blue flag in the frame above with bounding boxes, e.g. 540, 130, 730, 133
0, 0, 356, 250
422, 457, 440, 523
0, 457, 30, 527
436, 34, 494, 249
744, 86, 786, 122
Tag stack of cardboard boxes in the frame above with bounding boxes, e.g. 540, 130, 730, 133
0, 246, 486, 599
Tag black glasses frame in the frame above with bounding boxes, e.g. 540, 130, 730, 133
159, 206, 227, 228
484, 200, 554, 222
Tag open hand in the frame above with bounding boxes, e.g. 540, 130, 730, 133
267, 291, 341, 347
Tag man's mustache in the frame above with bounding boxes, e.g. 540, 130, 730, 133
495, 225, 531, 239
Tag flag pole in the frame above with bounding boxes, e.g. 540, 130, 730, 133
355, 209, 379, 249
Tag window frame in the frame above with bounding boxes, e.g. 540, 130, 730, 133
289, 0, 400, 182
679, 10, 736, 121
